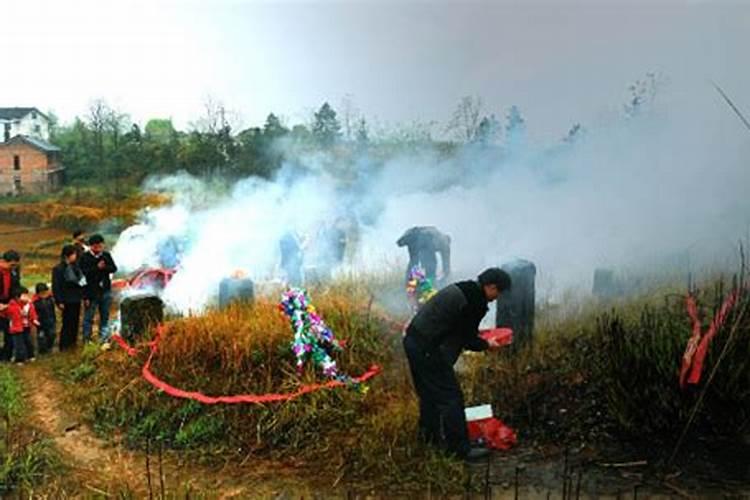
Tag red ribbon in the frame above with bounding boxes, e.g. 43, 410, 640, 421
111, 327, 381, 404
680, 290, 738, 388
111, 333, 138, 357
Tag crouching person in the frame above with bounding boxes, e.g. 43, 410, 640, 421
33, 283, 57, 354
403, 268, 511, 461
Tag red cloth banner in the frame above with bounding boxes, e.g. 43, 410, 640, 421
680, 290, 738, 388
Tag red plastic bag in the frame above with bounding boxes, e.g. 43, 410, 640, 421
467, 417, 517, 450
479, 327, 513, 346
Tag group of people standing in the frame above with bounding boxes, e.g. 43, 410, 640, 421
0, 230, 118, 364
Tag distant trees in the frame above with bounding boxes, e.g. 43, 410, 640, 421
504, 105, 526, 149
355, 118, 369, 146
476, 115, 501, 147
263, 113, 288, 139
48, 92, 592, 190
52, 100, 133, 189
144, 119, 177, 143
447, 96, 501, 146
312, 102, 342, 147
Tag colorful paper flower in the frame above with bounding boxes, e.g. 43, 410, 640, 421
279, 287, 366, 392
406, 266, 437, 311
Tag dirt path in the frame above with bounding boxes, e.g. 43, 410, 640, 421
18, 362, 151, 495
15, 361, 323, 498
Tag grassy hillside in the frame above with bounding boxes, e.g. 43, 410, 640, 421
51, 275, 749, 494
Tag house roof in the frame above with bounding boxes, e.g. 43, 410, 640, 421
0, 135, 61, 152
0, 107, 46, 121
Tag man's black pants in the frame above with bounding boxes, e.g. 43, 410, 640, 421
403, 333, 470, 457
60, 302, 81, 351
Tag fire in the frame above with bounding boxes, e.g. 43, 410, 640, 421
230, 269, 247, 279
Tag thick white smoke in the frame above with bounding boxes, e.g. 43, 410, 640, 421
113, 77, 750, 313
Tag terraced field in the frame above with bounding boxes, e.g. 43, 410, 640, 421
0, 222, 69, 284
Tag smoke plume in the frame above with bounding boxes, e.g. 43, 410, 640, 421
113, 77, 750, 313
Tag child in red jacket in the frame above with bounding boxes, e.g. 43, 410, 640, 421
5, 287, 38, 364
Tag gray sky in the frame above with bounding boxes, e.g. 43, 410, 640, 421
3, 0, 749, 137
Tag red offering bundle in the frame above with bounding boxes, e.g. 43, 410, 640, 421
479, 327, 513, 346
465, 405, 517, 450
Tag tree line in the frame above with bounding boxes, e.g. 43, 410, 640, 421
47, 95, 551, 189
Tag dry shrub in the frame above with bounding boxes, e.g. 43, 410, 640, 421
154, 292, 386, 396
592, 280, 750, 444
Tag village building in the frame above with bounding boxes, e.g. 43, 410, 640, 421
0, 107, 64, 195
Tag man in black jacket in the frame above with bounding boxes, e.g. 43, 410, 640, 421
396, 226, 451, 284
79, 234, 117, 346
403, 267, 512, 461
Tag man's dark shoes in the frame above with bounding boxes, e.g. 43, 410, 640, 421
464, 447, 491, 462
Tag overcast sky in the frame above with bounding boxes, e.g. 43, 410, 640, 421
3, 0, 749, 137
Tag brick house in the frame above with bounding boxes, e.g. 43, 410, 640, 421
0, 135, 65, 195
0, 107, 64, 195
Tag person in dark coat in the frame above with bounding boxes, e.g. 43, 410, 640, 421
33, 283, 57, 355
52, 245, 86, 351
397, 226, 451, 284
72, 229, 89, 259
403, 268, 512, 461
79, 234, 117, 345
0, 250, 21, 362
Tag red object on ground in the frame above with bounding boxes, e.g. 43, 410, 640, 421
111, 326, 381, 404
479, 327, 513, 346
112, 268, 177, 292
467, 417, 517, 450
680, 290, 738, 388
129, 268, 176, 290
111, 279, 129, 291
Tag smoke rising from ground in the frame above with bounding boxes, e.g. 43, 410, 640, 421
113, 77, 750, 313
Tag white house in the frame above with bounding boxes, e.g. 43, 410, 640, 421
0, 107, 51, 142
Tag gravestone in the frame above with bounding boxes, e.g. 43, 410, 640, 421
496, 259, 536, 350
219, 277, 255, 309
120, 295, 164, 342
592, 268, 619, 299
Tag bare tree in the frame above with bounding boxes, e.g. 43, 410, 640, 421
192, 95, 243, 134
447, 95, 483, 143
87, 99, 130, 197
87, 99, 109, 170
339, 94, 360, 141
